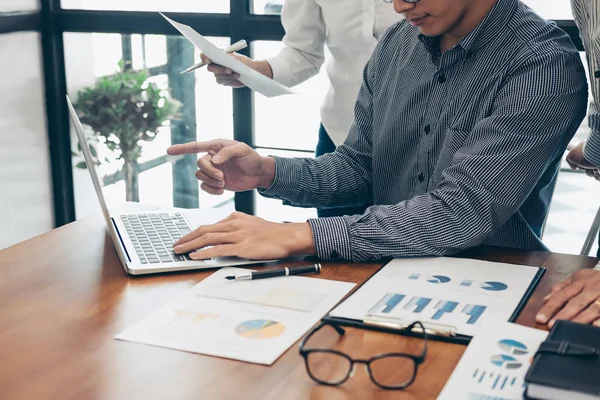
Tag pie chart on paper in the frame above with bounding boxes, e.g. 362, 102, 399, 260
480, 281, 508, 291
490, 354, 522, 369
426, 275, 451, 284
235, 319, 286, 339
498, 339, 528, 355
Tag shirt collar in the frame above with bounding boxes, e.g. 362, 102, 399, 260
418, 0, 518, 58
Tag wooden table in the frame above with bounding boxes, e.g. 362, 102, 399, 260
0, 215, 598, 400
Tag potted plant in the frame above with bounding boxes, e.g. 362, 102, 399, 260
74, 61, 181, 201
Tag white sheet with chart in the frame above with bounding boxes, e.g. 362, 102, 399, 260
329, 258, 541, 337
115, 267, 355, 365
438, 319, 547, 400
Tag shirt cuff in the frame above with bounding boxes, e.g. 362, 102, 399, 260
583, 129, 600, 166
257, 156, 302, 201
264, 56, 295, 87
307, 217, 353, 261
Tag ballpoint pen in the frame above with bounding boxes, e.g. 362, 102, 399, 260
225, 263, 322, 281
180, 39, 248, 74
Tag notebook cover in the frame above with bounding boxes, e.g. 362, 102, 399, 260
525, 320, 600, 396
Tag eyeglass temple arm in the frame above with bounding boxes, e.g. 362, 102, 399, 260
406, 321, 429, 361
299, 322, 346, 349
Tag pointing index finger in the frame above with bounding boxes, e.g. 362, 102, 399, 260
167, 139, 237, 156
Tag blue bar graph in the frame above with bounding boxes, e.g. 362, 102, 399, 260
460, 280, 473, 287
368, 293, 405, 314
409, 273, 421, 280
403, 296, 432, 313
462, 304, 487, 324
432, 300, 459, 320
472, 369, 518, 393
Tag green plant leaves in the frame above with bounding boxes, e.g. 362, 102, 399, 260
72, 60, 182, 167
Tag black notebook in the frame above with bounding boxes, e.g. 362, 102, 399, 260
525, 321, 600, 400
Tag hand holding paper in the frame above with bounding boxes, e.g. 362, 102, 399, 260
161, 13, 295, 98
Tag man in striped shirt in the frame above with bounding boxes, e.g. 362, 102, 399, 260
169, 0, 587, 263
537, 0, 600, 328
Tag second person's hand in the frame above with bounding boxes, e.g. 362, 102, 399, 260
167, 139, 276, 195
201, 53, 273, 88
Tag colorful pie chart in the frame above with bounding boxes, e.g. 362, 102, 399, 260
426, 275, 451, 284
235, 319, 285, 339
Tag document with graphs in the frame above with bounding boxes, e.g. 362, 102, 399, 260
438, 319, 548, 400
115, 267, 354, 365
327, 257, 543, 338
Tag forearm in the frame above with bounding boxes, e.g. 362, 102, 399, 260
258, 151, 372, 209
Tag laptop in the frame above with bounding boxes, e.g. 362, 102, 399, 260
66, 95, 266, 275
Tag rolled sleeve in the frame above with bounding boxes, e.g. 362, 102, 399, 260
307, 217, 354, 260
583, 104, 600, 166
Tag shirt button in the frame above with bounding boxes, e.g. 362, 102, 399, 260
438, 74, 446, 84
424, 124, 431, 134
418, 172, 425, 183
595, 70, 600, 79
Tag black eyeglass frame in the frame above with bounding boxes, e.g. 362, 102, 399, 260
298, 321, 428, 390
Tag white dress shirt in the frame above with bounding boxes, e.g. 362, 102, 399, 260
265, 0, 403, 146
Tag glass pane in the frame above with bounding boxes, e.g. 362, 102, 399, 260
61, 0, 229, 13
0, 32, 52, 249
522, 0, 572, 20
252, 0, 283, 15
0, 0, 39, 12
255, 148, 317, 222
253, 41, 328, 152
64, 33, 233, 219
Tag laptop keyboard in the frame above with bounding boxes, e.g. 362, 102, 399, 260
120, 213, 193, 264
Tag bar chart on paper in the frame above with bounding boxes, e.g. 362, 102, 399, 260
328, 257, 542, 337
367, 292, 487, 328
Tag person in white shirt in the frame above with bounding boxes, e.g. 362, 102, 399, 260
203, 0, 403, 217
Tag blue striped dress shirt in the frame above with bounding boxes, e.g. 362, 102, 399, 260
572, 0, 600, 164
260, 0, 588, 262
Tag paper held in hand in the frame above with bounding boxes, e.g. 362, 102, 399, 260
161, 13, 296, 98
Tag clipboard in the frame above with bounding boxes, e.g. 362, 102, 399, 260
322, 258, 546, 345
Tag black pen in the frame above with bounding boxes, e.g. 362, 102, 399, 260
225, 264, 322, 281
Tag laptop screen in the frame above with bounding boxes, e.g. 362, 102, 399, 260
66, 95, 113, 229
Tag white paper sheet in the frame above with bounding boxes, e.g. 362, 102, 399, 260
115, 267, 355, 365
438, 319, 547, 400
329, 258, 540, 337
161, 13, 296, 98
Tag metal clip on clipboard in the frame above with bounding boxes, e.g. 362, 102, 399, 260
363, 313, 458, 337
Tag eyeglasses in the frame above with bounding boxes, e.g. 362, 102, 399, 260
383, 0, 420, 3
299, 321, 428, 390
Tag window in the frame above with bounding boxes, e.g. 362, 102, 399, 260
61, 0, 229, 13
0, 0, 39, 12
0, 32, 52, 249
64, 33, 234, 219
252, 0, 283, 15
253, 41, 328, 152
521, 0, 572, 20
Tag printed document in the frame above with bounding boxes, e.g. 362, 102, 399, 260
115, 267, 355, 365
162, 14, 296, 98
329, 257, 540, 337
438, 319, 547, 400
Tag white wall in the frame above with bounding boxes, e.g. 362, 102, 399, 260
0, 32, 53, 249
